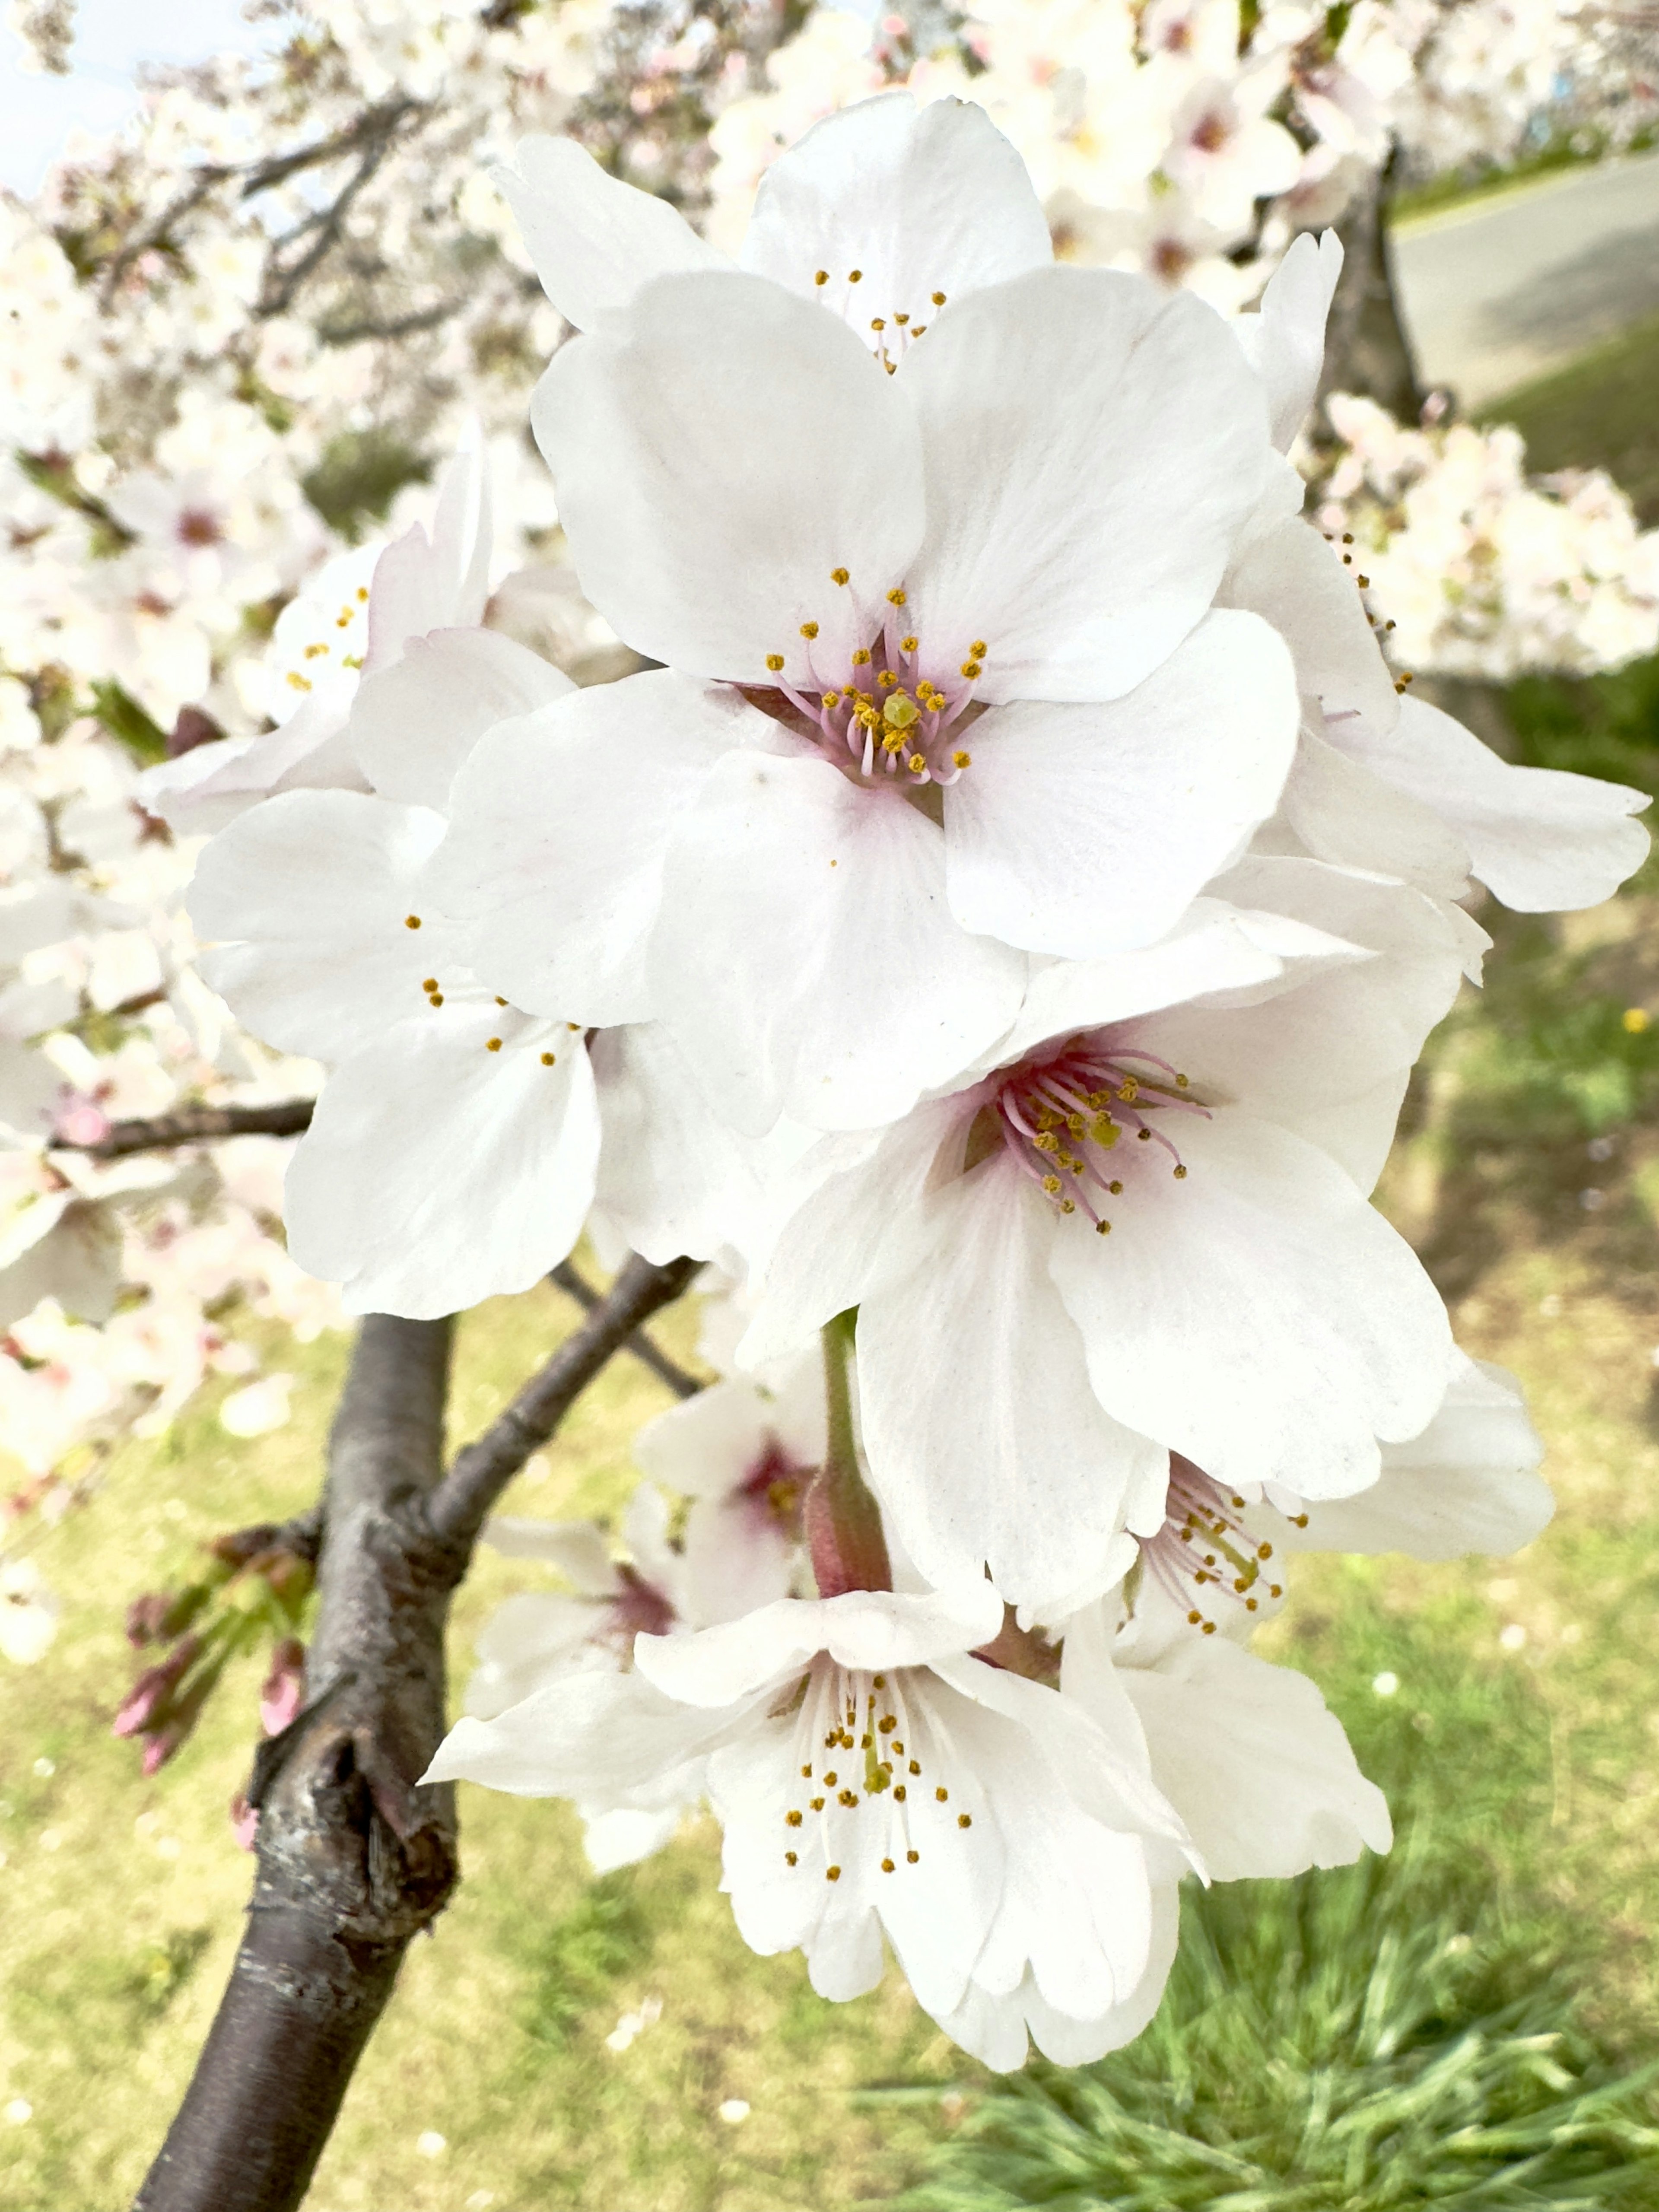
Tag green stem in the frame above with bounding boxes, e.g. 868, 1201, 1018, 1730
805, 1312, 892, 1598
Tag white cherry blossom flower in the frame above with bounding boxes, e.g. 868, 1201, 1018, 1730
427, 1580, 1195, 2063
432, 96, 1299, 1133
742, 874, 1461, 1608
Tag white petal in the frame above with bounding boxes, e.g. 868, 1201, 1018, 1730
191, 791, 451, 1063
741, 94, 1051, 326
737, 1101, 966, 1366
351, 627, 572, 810
1021, 1884, 1182, 2064
425, 1665, 748, 1802
943, 610, 1298, 954
284, 1008, 600, 1318
1233, 230, 1344, 452
533, 271, 924, 682
634, 1583, 1004, 1708
363, 432, 492, 671
1050, 1109, 1453, 1500
483, 1517, 621, 1594
1279, 729, 1474, 900
1122, 1631, 1391, 1880
651, 748, 1024, 1133
988, 895, 1369, 1070
1343, 696, 1650, 913
899, 266, 1271, 703
582, 1804, 685, 1874
1138, 858, 1478, 1192
464, 1593, 601, 1718
495, 133, 729, 331
858, 1163, 1167, 1608
429, 671, 754, 1026
1220, 513, 1401, 734
1289, 1355, 1552, 1560
635, 1363, 824, 1502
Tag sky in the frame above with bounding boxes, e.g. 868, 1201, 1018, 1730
1, 0, 276, 195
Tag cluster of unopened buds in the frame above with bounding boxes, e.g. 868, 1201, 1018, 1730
117, 1523, 311, 1786
109, 93, 1654, 2067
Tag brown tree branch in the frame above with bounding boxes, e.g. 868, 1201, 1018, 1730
428, 1252, 703, 1549
549, 1258, 706, 1402
1319, 144, 1425, 422
134, 1315, 458, 2212
133, 1251, 700, 2210
64, 1098, 316, 1160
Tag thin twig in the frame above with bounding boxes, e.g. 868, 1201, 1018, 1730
64, 1098, 315, 1160
427, 1253, 702, 1548
549, 1259, 705, 1402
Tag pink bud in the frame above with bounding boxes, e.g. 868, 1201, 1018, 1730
113, 1634, 200, 1738
141, 1728, 182, 1777
51, 1093, 111, 1147
259, 1637, 305, 1737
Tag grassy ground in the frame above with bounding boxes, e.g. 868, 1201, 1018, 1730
5, 340, 1659, 2212
1480, 311, 1659, 525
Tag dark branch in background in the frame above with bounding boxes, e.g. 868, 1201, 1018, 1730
429, 1252, 704, 1548
549, 1258, 705, 1402
1320, 142, 1424, 423
134, 1252, 699, 2212
64, 1097, 316, 1160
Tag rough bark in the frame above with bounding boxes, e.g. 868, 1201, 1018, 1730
72, 1098, 316, 1159
134, 1252, 698, 2212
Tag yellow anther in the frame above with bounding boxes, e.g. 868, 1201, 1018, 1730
540, 1052, 556, 1066
786, 1809, 802, 1827
882, 731, 903, 753
935, 1786, 948, 1803
831, 567, 849, 586
494, 995, 507, 1007
1118, 1077, 1139, 1101
356, 586, 369, 602
766, 653, 785, 672
970, 640, 987, 658
871, 318, 886, 331
884, 361, 896, 375
907, 753, 926, 774
911, 324, 926, 337
800, 621, 819, 639
1202, 1621, 1217, 1635
823, 1770, 837, 1786
822, 692, 839, 709
1066, 1113, 1086, 1135
810, 1796, 825, 1810
1173, 1163, 1188, 1179
931, 289, 946, 305
421, 978, 438, 992
878, 669, 898, 689
893, 1783, 907, 1801
486, 1037, 502, 1052
1095, 1218, 1112, 1235
1176, 1073, 1190, 1087
895, 311, 909, 324
801, 1763, 812, 1777
1109, 1179, 1123, 1194
1060, 1198, 1075, 1213
960, 660, 982, 680
785, 1850, 798, 1866
900, 634, 918, 653
848, 269, 862, 282
952, 750, 971, 769
851, 647, 871, 665
286, 673, 312, 692
814, 270, 829, 286
305, 641, 329, 658
1034, 1131, 1060, 1153
404, 914, 421, 929
908, 1759, 920, 1775
826, 1865, 842, 1882
1042, 1174, 1062, 1195
428, 993, 444, 1007
887, 588, 907, 606
957, 1813, 972, 1830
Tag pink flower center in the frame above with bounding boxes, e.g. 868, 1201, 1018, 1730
763, 585, 986, 789
1140, 1457, 1301, 1632
988, 1033, 1208, 1233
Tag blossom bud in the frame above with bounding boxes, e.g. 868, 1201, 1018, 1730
259, 1637, 306, 1737
113, 1634, 201, 1738
229, 1792, 259, 1852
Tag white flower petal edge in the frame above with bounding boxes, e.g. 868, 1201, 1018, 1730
1344, 695, 1651, 913
284, 1001, 601, 1318
898, 266, 1273, 704
192, 790, 452, 1064
350, 626, 573, 813
1233, 229, 1345, 454
1067, 1594, 1392, 1884
533, 270, 925, 683
493, 132, 731, 333
1286, 1354, 1554, 1560
739, 94, 1053, 327
942, 610, 1299, 955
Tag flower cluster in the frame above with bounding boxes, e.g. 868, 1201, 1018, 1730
0, 0, 1653, 1634
165, 98, 1636, 2066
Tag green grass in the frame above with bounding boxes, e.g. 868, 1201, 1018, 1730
1478, 313, 1659, 527
1392, 133, 1657, 228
